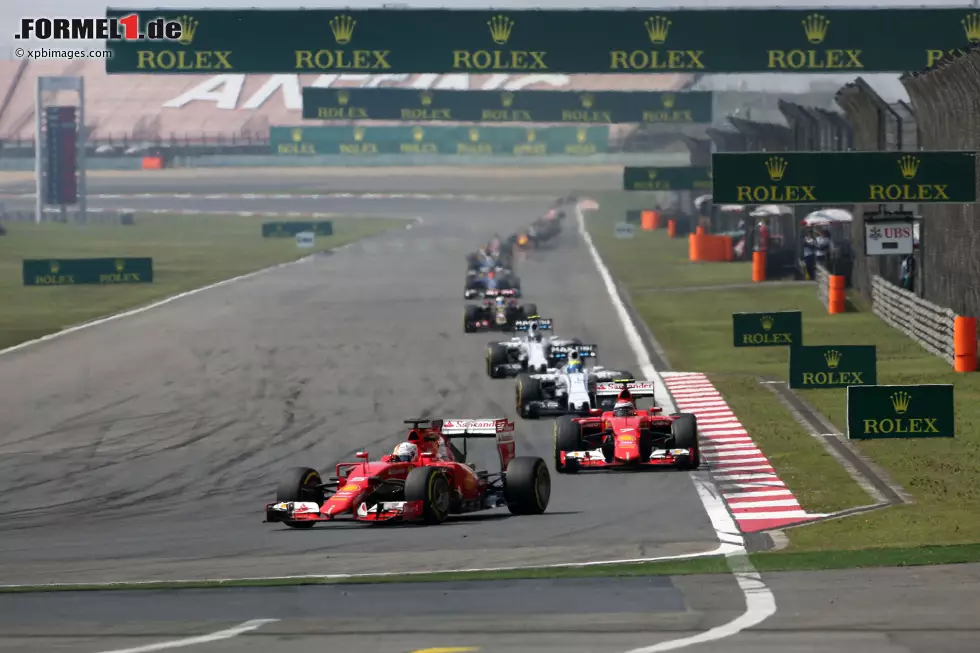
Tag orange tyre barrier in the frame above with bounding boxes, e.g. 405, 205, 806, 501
828, 274, 846, 314
954, 316, 978, 372
667, 219, 676, 238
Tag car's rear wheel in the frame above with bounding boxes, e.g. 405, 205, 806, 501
487, 343, 509, 378
516, 374, 542, 418
276, 467, 324, 529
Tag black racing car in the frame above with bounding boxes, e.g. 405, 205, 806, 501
465, 270, 522, 299
464, 295, 539, 333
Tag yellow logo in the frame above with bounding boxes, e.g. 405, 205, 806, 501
802, 13, 830, 45
337, 90, 350, 106
580, 93, 594, 109
175, 15, 198, 46
662, 93, 676, 109
526, 129, 536, 142
49, 260, 60, 274
487, 15, 515, 45
824, 349, 841, 369
501, 92, 514, 108
339, 483, 360, 493
353, 126, 365, 141
577, 128, 587, 143
760, 315, 775, 331
891, 391, 911, 415
963, 13, 980, 43
420, 91, 433, 106
645, 16, 671, 45
469, 128, 480, 142
114, 259, 125, 273
412, 126, 424, 142
291, 128, 303, 142
898, 155, 920, 179
765, 156, 788, 181
647, 170, 658, 180
329, 14, 356, 45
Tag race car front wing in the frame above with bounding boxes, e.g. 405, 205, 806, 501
559, 448, 692, 469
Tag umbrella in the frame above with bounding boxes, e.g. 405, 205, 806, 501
803, 209, 852, 226
750, 204, 792, 217
694, 194, 712, 209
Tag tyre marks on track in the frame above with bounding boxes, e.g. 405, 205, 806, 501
662, 372, 827, 533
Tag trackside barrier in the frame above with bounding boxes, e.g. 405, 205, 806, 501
667, 219, 676, 238
828, 275, 846, 314
641, 210, 658, 230
751, 251, 766, 282
689, 234, 733, 262
872, 275, 958, 367
954, 317, 978, 372
815, 263, 831, 310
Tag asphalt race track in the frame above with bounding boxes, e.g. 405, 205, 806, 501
1, 168, 977, 653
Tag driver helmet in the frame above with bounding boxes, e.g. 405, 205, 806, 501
613, 400, 636, 417
392, 441, 419, 462
495, 296, 506, 306
566, 354, 583, 373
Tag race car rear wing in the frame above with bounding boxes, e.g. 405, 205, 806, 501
440, 418, 516, 470
551, 344, 597, 359
515, 318, 553, 331
483, 288, 517, 297
595, 381, 656, 397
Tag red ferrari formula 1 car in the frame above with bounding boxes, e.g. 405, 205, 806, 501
266, 418, 550, 528
553, 382, 700, 473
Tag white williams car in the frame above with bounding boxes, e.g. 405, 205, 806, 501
514, 345, 636, 419
485, 319, 583, 378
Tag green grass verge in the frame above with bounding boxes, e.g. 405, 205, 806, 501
0, 213, 406, 351
3, 544, 979, 593
586, 192, 980, 551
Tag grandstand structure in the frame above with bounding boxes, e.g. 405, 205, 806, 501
0, 61, 699, 155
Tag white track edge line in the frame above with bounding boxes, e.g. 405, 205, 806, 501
575, 204, 777, 652
94, 619, 280, 653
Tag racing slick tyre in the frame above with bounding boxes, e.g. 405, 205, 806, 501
516, 373, 543, 419
670, 413, 701, 470
404, 466, 452, 524
276, 467, 325, 529
464, 305, 481, 333
504, 456, 551, 515
521, 302, 539, 318
554, 415, 583, 474
487, 343, 509, 378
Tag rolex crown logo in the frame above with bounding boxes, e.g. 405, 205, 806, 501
420, 92, 433, 107
645, 16, 671, 45
337, 90, 350, 106
662, 93, 676, 109
824, 349, 842, 369
526, 129, 536, 142
963, 13, 980, 43
412, 126, 424, 142
329, 14, 356, 45
115, 259, 125, 273
291, 128, 302, 142
765, 156, 788, 182
487, 14, 515, 45
175, 15, 198, 46
49, 260, 60, 274
802, 13, 830, 45
899, 155, 920, 180
353, 126, 365, 142
580, 94, 594, 109
469, 128, 480, 142
501, 92, 514, 108
890, 391, 911, 415
760, 315, 775, 331
647, 170, 657, 180
577, 128, 587, 143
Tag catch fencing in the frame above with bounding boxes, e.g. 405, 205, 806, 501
699, 45, 980, 363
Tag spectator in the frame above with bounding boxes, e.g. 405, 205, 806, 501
802, 228, 816, 280
755, 218, 769, 252
901, 254, 916, 291
814, 228, 831, 266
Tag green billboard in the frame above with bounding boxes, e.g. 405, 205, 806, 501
23, 258, 154, 286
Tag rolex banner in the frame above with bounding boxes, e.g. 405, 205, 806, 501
846, 384, 954, 439
23, 258, 154, 286
271, 125, 609, 156
108, 8, 980, 74
789, 345, 877, 389
302, 88, 713, 124
623, 166, 712, 191
732, 311, 802, 348
711, 151, 978, 205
